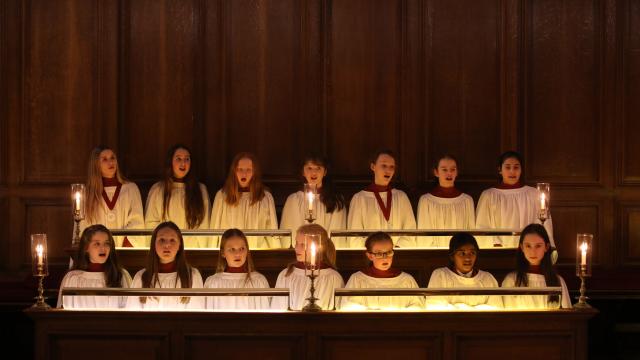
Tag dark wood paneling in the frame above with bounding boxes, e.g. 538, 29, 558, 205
552, 203, 600, 265
620, 204, 640, 265
621, 0, 640, 184
524, 0, 601, 184
456, 334, 573, 360
24, 200, 73, 266
120, 0, 201, 180
425, 0, 504, 180
224, 0, 303, 178
186, 335, 302, 360
326, 0, 403, 178
321, 335, 440, 360
23, 0, 103, 184
51, 334, 169, 360
0, 0, 6, 186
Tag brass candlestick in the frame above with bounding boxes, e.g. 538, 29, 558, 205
302, 268, 322, 312
574, 265, 591, 308
32, 268, 51, 310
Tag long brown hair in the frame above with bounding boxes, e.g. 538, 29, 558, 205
161, 144, 205, 229
216, 228, 256, 284
514, 224, 560, 304
85, 146, 128, 223
285, 224, 337, 276
140, 222, 194, 304
300, 155, 345, 213
222, 152, 267, 206
72, 224, 124, 288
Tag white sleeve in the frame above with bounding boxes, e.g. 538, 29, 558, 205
264, 192, 281, 248
475, 191, 493, 229
197, 183, 212, 248
465, 196, 476, 229
145, 183, 164, 230
347, 194, 365, 248
187, 269, 205, 309
209, 190, 225, 248
396, 192, 416, 248
416, 195, 428, 229
279, 194, 299, 249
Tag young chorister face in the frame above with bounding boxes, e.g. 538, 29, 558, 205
99, 149, 118, 179
370, 154, 396, 187
303, 161, 326, 188
366, 240, 395, 271
222, 236, 248, 268
235, 158, 254, 188
520, 233, 549, 266
294, 234, 307, 263
85, 231, 111, 264
499, 157, 521, 185
434, 158, 458, 188
172, 148, 191, 179
155, 227, 181, 264
451, 243, 477, 274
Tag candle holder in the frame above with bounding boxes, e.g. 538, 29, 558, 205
304, 183, 317, 224
71, 183, 86, 248
574, 233, 593, 308
302, 233, 322, 312
537, 183, 550, 225
31, 234, 51, 310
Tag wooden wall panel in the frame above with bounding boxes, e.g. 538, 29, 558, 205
186, 336, 302, 360
456, 334, 573, 360
621, 0, 640, 184
23, 0, 103, 184
24, 201, 73, 266
321, 335, 440, 360
551, 203, 600, 265
425, 0, 504, 181
620, 204, 640, 264
51, 334, 169, 360
223, 0, 303, 178
326, 0, 403, 178
120, 0, 201, 181
524, 0, 601, 184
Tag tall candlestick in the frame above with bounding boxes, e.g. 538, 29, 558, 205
580, 242, 588, 266
310, 241, 316, 267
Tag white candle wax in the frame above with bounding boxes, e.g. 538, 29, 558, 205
74, 191, 81, 212
580, 242, 588, 266
540, 193, 546, 210
310, 242, 316, 267
36, 244, 44, 266
306, 191, 314, 211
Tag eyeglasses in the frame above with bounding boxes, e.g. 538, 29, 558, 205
368, 250, 394, 259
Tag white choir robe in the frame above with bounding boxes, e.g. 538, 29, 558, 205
341, 271, 424, 310
80, 182, 146, 247
475, 186, 555, 248
210, 190, 279, 248
126, 268, 205, 310
145, 182, 211, 248
271, 267, 344, 311
501, 271, 572, 309
203, 272, 270, 310
347, 189, 417, 248
57, 269, 132, 309
280, 191, 348, 248
425, 267, 503, 310
416, 193, 475, 248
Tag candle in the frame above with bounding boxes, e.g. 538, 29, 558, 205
36, 244, 44, 266
310, 241, 316, 267
540, 193, 546, 210
74, 191, 81, 212
580, 242, 588, 266
306, 191, 314, 211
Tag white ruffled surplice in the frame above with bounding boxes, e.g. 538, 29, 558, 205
126, 268, 204, 310
501, 271, 572, 309
203, 271, 271, 310
271, 267, 344, 311
341, 271, 423, 310
425, 267, 503, 310
57, 269, 132, 309
416, 193, 475, 248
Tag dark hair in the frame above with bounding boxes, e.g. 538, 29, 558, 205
141, 221, 195, 304
447, 233, 479, 270
497, 150, 524, 182
301, 154, 345, 213
217, 228, 256, 284
370, 149, 396, 165
222, 152, 267, 205
73, 224, 124, 288
432, 154, 459, 185
515, 224, 560, 304
162, 144, 205, 229
285, 224, 337, 276
364, 232, 394, 267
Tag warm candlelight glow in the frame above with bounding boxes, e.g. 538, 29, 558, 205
74, 191, 81, 211
580, 242, 588, 266
310, 241, 317, 267
306, 190, 314, 211
35, 244, 44, 266
540, 193, 546, 210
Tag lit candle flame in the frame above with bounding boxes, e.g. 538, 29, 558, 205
310, 241, 317, 267
580, 242, 588, 266
36, 244, 44, 266
540, 193, 546, 210
74, 191, 81, 211
306, 190, 314, 211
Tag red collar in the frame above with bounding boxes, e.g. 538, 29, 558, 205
101, 182, 122, 210
102, 177, 120, 187
225, 264, 248, 273
159, 261, 177, 273
527, 265, 543, 274
87, 262, 105, 272
239, 187, 250, 193
172, 177, 185, 183
365, 183, 393, 221
429, 185, 462, 198
495, 182, 524, 189
362, 265, 401, 278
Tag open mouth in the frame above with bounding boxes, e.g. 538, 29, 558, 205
99, 253, 107, 258
240, 178, 247, 182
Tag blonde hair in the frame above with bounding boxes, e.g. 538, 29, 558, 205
285, 224, 336, 276
222, 152, 267, 206
85, 146, 127, 224
216, 228, 256, 284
